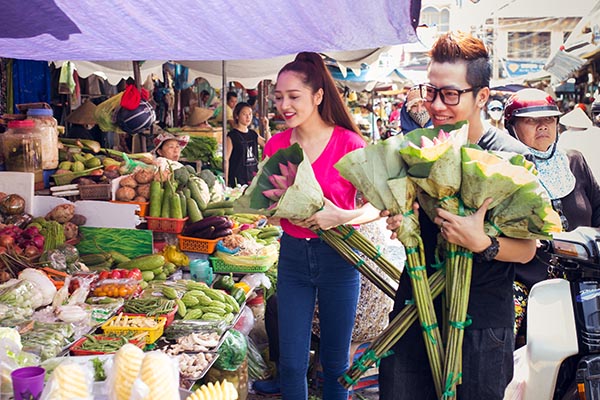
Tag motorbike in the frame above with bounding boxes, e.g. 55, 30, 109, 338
505, 226, 600, 400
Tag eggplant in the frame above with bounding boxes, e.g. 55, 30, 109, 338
209, 228, 233, 239
182, 216, 230, 236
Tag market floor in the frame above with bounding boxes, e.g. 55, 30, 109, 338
247, 386, 380, 399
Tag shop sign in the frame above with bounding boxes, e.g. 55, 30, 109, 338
505, 60, 546, 77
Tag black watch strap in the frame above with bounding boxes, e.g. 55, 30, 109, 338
474, 235, 500, 263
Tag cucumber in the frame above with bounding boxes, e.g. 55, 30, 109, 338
108, 250, 131, 264
149, 181, 162, 217
189, 179, 207, 210
141, 270, 155, 281
186, 198, 203, 223
161, 185, 171, 218
205, 200, 235, 210
118, 254, 165, 271
202, 208, 226, 217
80, 252, 111, 266
178, 191, 187, 218
170, 190, 183, 219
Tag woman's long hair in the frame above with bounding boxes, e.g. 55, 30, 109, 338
278, 52, 361, 135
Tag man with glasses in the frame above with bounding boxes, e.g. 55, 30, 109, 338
379, 31, 536, 400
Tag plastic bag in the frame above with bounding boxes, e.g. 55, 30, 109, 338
245, 336, 269, 380
95, 92, 124, 133
214, 244, 278, 268
41, 359, 94, 400
233, 306, 255, 336
215, 329, 248, 371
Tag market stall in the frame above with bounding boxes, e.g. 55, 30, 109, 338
0, 157, 279, 399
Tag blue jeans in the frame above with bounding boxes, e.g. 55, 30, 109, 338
277, 234, 360, 400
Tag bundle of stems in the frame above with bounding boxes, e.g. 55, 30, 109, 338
334, 225, 401, 283
317, 229, 397, 299
339, 268, 446, 389
404, 238, 445, 398
442, 242, 473, 397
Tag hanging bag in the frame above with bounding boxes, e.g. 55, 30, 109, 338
120, 84, 141, 110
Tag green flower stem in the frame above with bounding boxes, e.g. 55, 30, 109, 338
319, 230, 397, 299
339, 269, 446, 389
334, 225, 402, 283
406, 240, 445, 398
443, 243, 473, 396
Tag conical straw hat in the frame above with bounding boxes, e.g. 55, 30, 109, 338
187, 107, 214, 126
66, 101, 97, 125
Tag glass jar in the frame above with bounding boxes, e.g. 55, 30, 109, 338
26, 108, 58, 169
3, 120, 44, 190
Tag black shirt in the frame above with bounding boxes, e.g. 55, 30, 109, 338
227, 128, 259, 188
391, 125, 533, 329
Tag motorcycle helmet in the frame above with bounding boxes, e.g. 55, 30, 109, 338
116, 100, 156, 135
504, 88, 562, 130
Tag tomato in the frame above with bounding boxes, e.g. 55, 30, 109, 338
109, 270, 122, 279
89, 169, 104, 176
127, 268, 142, 281
98, 270, 110, 281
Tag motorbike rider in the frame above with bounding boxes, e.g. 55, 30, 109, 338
504, 88, 600, 337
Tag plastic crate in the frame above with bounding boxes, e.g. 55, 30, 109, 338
69, 335, 145, 356
101, 315, 167, 344
146, 216, 188, 234
110, 200, 149, 217
79, 183, 112, 200
177, 235, 221, 254
126, 305, 178, 327
209, 256, 270, 273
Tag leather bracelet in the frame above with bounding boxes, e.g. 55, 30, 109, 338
473, 235, 500, 263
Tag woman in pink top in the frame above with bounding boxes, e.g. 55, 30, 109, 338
264, 52, 381, 400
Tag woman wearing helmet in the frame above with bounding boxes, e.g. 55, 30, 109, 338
505, 88, 600, 338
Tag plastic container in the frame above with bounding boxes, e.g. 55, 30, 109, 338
3, 120, 44, 190
26, 108, 58, 169
69, 335, 145, 355
247, 291, 268, 348
189, 258, 214, 285
145, 216, 188, 233
101, 315, 167, 344
177, 235, 221, 254
209, 257, 270, 274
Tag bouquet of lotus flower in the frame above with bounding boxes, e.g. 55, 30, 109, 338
336, 134, 445, 397
235, 143, 324, 219
234, 143, 400, 298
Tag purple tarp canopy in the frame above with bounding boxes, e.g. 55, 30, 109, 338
0, 0, 420, 61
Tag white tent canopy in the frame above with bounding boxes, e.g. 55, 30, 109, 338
0, 0, 419, 62
54, 48, 398, 89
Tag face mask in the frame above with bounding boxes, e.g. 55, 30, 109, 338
409, 110, 430, 127
489, 110, 503, 122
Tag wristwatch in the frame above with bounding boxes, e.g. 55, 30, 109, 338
474, 235, 500, 263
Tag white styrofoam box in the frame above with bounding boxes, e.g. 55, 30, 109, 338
33, 196, 141, 229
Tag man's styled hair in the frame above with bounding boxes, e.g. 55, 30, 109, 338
429, 31, 492, 89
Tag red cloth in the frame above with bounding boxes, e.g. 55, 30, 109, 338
121, 84, 141, 110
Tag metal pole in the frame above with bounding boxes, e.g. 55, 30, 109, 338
222, 61, 227, 168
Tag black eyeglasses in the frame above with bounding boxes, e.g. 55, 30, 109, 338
419, 83, 481, 106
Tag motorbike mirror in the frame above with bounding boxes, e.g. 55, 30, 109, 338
552, 240, 592, 261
